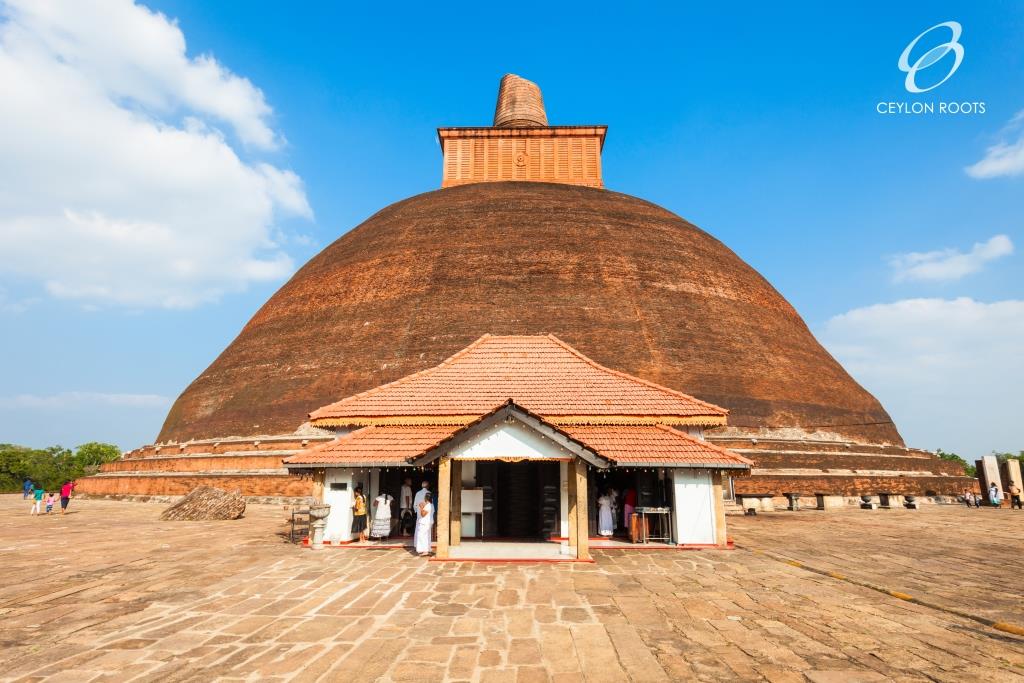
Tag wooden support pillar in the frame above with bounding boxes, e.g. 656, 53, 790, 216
312, 469, 325, 504
436, 458, 451, 559
574, 458, 590, 560
567, 459, 578, 549
450, 460, 462, 546
710, 471, 728, 548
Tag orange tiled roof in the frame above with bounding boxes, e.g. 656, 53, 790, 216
309, 335, 727, 427
283, 425, 460, 466
563, 425, 753, 467
284, 421, 749, 469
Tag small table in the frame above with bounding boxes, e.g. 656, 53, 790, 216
635, 507, 672, 544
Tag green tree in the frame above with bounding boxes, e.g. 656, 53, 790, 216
936, 448, 975, 477
0, 442, 121, 492
992, 450, 1024, 465
74, 442, 122, 472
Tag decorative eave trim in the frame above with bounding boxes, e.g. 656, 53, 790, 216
613, 462, 751, 472
283, 461, 411, 469
310, 416, 479, 428
549, 415, 727, 427
309, 414, 727, 428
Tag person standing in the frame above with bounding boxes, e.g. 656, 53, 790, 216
45, 491, 56, 514
59, 480, 75, 515
351, 485, 368, 543
370, 491, 394, 540
609, 486, 620, 531
1010, 483, 1023, 510
623, 486, 637, 529
400, 477, 414, 535
30, 484, 44, 515
988, 482, 1002, 507
415, 492, 434, 556
22, 478, 33, 500
413, 480, 430, 509
597, 489, 614, 537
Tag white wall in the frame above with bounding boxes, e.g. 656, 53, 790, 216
672, 470, 716, 545
322, 467, 378, 543
323, 468, 354, 543
559, 461, 569, 538
450, 421, 573, 461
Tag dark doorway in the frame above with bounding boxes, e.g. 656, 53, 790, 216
476, 461, 559, 539
589, 468, 673, 535
378, 466, 437, 536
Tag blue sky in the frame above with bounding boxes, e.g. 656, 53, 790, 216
0, 1, 1021, 457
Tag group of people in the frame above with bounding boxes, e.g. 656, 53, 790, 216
348, 478, 435, 555
23, 479, 75, 516
964, 482, 1023, 509
596, 486, 637, 537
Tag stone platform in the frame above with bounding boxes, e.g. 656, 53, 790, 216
1, 495, 1022, 682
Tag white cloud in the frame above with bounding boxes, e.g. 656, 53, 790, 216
966, 109, 1024, 178
0, 391, 172, 449
0, 286, 37, 314
820, 298, 1024, 456
0, 0, 312, 309
0, 391, 171, 408
888, 234, 1013, 282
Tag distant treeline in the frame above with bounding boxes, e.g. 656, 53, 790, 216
0, 442, 122, 492
936, 449, 1024, 479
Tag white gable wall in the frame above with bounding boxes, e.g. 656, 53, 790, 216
450, 421, 573, 461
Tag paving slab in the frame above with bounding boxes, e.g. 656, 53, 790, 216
0, 495, 1022, 681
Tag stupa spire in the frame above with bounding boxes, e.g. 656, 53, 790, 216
493, 74, 548, 127
437, 74, 605, 188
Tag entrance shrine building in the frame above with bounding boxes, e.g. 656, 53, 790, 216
284, 335, 752, 559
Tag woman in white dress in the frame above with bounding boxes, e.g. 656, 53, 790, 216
415, 492, 434, 556
597, 490, 614, 536
370, 492, 393, 539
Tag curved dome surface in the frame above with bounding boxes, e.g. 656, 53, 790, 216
158, 182, 902, 445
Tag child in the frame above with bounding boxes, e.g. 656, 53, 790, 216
30, 485, 44, 515
45, 491, 56, 514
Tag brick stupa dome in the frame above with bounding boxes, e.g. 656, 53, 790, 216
81, 75, 972, 502
158, 181, 901, 446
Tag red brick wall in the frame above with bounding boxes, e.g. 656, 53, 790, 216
123, 438, 328, 459
742, 453, 966, 476
76, 474, 312, 498
736, 474, 975, 497
101, 455, 288, 473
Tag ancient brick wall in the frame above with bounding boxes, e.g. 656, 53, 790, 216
736, 474, 974, 497
76, 474, 312, 498
100, 454, 289, 473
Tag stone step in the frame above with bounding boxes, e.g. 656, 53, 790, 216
727, 448, 934, 460
707, 437, 911, 457
91, 468, 292, 477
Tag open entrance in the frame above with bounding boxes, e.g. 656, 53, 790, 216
589, 467, 675, 542
468, 461, 560, 540
377, 466, 437, 537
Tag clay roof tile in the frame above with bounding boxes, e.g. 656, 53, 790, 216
309, 335, 728, 426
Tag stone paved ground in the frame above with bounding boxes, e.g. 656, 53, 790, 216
728, 504, 1024, 627
1, 495, 1022, 682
